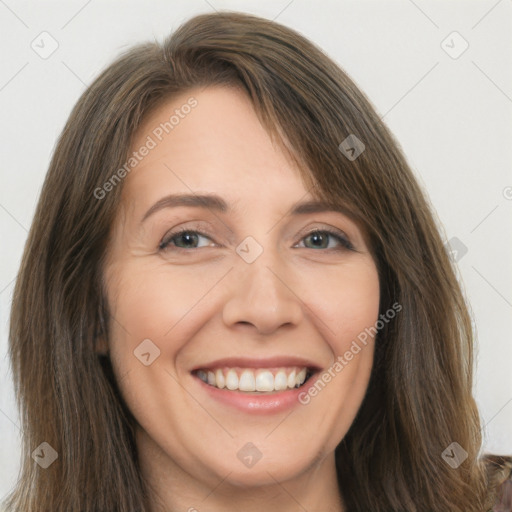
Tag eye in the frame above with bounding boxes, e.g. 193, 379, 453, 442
159, 227, 355, 253
296, 229, 354, 251
159, 229, 215, 251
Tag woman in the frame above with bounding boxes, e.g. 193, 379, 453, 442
3, 11, 511, 512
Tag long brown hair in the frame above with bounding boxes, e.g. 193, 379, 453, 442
5, 11, 509, 512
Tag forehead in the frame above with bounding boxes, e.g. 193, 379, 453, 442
122, 85, 312, 207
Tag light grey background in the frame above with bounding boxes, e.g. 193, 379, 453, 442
1, 0, 511, 500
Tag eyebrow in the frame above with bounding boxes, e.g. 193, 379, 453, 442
141, 193, 354, 223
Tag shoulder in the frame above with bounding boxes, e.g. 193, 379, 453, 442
493, 477, 512, 511
482, 454, 512, 512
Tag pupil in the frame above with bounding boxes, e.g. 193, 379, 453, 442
310, 232, 326, 248
181, 233, 197, 247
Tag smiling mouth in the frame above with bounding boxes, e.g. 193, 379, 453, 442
192, 366, 314, 393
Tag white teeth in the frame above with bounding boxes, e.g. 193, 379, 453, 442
215, 369, 225, 389
226, 369, 238, 390
296, 368, 307, 387
287, 370, 296, 389
255, 371, 274, 392
195, 366, 310, 392
274, 371, 288, 390
239, 370, 256, 391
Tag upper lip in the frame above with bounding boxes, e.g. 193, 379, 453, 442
192, 356, 322, 372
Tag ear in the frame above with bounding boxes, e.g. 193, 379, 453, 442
94, 331, 109, 355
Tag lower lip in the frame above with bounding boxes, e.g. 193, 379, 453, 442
192, 373, 319, 414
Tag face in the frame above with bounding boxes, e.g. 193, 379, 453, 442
101, 85, 380, 492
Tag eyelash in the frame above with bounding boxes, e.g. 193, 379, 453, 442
158, 227, 355, 252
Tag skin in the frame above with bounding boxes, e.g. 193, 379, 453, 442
99, 85, 380, 512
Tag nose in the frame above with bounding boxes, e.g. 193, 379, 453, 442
221, 248, 303, 335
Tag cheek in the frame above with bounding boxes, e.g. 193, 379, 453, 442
293, 259, 380, 449
105, 261, 227, 366
307, 258, 381, 351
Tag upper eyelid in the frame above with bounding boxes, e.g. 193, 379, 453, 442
161, 223, 350, 239
160, 218, 353, 237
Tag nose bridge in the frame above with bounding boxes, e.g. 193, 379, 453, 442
241, 245, 284, 300
222, 239, 302, 333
